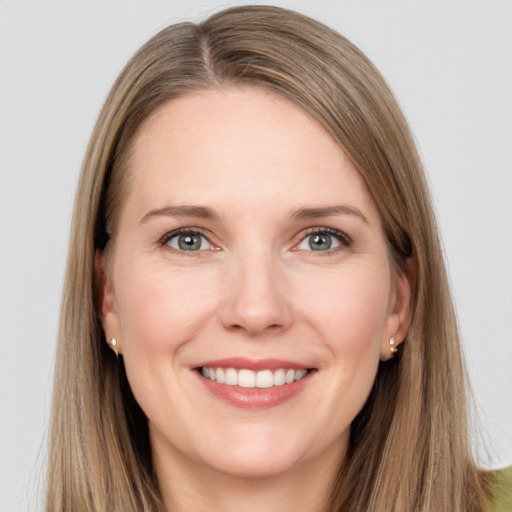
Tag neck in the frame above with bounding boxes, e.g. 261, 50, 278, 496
154, 442, 344, 512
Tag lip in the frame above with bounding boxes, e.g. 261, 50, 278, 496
192, 358, 316, 409
192, 357, 309, 371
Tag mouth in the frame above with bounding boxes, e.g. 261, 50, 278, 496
193, 358, 316, 408
198, 366, 310, 388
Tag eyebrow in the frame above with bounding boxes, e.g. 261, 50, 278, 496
291, 205, 369, 224
140, 204, 369, 225
140, 205, 220, 224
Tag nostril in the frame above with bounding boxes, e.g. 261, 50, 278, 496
226, 321, 286, 337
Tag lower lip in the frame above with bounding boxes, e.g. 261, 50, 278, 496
196, 370, 315, 409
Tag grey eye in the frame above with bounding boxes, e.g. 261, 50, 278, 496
166, 232, 211, 251
308, 233, 332, 251
296, 230, 345, 252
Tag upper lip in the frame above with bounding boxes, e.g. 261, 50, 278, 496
193, 357, 311, 371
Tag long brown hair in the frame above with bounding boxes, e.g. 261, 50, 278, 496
46, 5, 490, 511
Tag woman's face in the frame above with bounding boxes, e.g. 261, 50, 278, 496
100, 87, 410, 481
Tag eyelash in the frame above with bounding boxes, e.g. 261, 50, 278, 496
296, 227, 352, 253
158, 227, 351, 254
159, 228, 214, 252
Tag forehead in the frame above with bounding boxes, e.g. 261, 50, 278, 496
125, 86, 380, 223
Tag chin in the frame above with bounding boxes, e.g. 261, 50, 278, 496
204, 451, 302, 480
189, 425, 318, 480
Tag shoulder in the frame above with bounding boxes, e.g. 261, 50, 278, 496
488, 466, 512, 512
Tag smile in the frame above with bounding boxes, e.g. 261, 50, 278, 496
194, 358, 315, 408
200, 367, 309, 388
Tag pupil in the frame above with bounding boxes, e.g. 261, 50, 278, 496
178, 234, 201, 250
310, 234, 331, 251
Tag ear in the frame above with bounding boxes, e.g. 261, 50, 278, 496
380, 258, 415, 361
95, 250, 122, 354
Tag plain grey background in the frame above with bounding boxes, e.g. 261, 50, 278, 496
1, 1, 511, 510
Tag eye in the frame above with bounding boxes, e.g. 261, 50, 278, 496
295, 228, 349, 252
162, 230, 214, 252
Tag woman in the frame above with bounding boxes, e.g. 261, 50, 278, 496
45, 5, 510, 511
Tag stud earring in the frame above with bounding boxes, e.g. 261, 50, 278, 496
108, 337, 118, 356
390, 337, 398, 355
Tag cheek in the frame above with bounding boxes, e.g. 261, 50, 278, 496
112, 260, 223, 431
284, 263, 391, 441
294, 262, 392, 354
114, 260, 220, 353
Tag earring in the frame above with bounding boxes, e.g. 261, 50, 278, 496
108, 337, 118, 357
390, 337, 398, 355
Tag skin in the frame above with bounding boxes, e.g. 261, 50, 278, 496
99, 87, 411, 512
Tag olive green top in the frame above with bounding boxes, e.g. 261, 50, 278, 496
489, 466, 512, 512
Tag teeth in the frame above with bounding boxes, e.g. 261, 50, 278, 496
216, 368, 225, 384
225, 368, 238, 386
273, 369, 286, 386
255, 370, 273, 388
238, 369, 256, 388
294, 369, 308, 381
200, 367, 309, 388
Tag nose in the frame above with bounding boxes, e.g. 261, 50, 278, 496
220, 251, 293, 337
